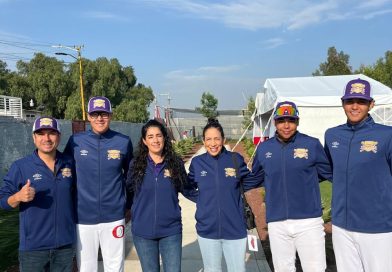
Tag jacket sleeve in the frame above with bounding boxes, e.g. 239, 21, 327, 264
125, 159, 135, 208
244, 148, 265, 191
0, 162, 22, 210
184, 161, 199, 203
323, 133, 334, 183
315, 140, 333, 182
62, 136, 74, 157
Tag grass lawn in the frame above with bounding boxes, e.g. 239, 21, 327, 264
320, 181, 332, 222
0, 209, 19, 271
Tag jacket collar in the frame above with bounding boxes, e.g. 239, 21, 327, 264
87, 128, 114, 139
346, 115, 374, 130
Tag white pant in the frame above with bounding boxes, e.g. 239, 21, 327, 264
332, 225, 392, 272
268, 217, 326, 272
76, 219, 125, 272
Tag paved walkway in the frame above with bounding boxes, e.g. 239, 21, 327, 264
107, 146, 271, 271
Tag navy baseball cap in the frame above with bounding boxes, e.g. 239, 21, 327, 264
341, 78, 373, 101
273, 101, 299, 120
87, 96, 112, 114
32, 117, 61, 134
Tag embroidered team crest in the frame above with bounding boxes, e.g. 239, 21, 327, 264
93, 99, 106, 108
225, 167, 236, 177
107, 150, 121, 160
331, 141, 339, 149
360, 141, 378, 153
33, 173, 42, 181
350, 83, 366, 95
163, 169, 171, 178
40, 118, 53, 127
61, 168, 72, 178
200, 170, 207, 177
265, 152, 272, 159
294, 148, 308, 159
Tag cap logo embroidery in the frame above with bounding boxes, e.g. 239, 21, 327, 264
200, 170, 207, 177
225, 167, 236, 178
265, 152, 272, 158
93, 99, 106, 108
107, 150, 121, 160
61, 168, 72, 178
350, 83, 366, 95
40, 118, 53, 127
360, 141, 377, 153
294, 148, 308, 159
164, 169, 171, 178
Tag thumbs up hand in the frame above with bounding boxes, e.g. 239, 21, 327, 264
18, 179, 36, 202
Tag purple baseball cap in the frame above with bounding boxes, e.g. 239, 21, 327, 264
341, 78, 373, 101
87, 96, 112, 114
32, 117, 61, 134
273, 101, 299, 120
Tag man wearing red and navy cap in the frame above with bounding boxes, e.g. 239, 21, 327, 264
248, 101, 332, 272
0, 117, 76, 271
324, 78, 392, 271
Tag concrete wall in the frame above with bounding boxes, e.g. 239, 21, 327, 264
0, 116, 143, 183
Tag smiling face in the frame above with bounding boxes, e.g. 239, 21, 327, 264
88, 111, 112, 134
143, 126, 165, 157
203, 127, 224, 157
274, 117, 298, 142
342, 98, 374, 125
33, 129, 60, 156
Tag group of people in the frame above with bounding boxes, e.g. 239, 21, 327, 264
0, 77, 391, 272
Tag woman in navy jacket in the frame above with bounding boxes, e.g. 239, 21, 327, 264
188, 118, 252, 272
126, 119, 197, 272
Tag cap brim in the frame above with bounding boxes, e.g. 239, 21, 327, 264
88, 109, 112, 114
33, 128, 60, 134
274, 116, 299, 120
341, 95, 373, 101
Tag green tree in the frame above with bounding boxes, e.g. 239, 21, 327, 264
242, 96, 255, 130
0, 60, 10, 93
113, 84, 154, 123
356, 51, 392, 88
196, 91, 219, 119
16, 53, 71, 118
313, 46, 352, 76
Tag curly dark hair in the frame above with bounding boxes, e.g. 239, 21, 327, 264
130, 119, 186, 193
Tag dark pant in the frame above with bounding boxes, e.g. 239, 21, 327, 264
133, 233, 182, 272
19, 244, 75, 272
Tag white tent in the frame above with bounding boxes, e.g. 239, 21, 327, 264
253, 74, 392, 144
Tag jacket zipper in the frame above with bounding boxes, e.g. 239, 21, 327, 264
282, 145, 289, 219
346, 129, 355, 228
98, 136, 102, 220
215, 159, 221, 238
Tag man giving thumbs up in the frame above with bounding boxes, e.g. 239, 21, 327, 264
0, 117, 76, 272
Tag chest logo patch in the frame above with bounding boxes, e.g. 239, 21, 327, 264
33, 173, 42, 181
265, 152, 272, 159
107, 150, 121, 160
200, 170, 207, 177
294, 148, 309, 159
164, 169, 171, 178
61, 168, 72, 178
225, 167, 236, 178
80, 149, 88, 156
331, 141, 339, 149
360, 141, 378, 153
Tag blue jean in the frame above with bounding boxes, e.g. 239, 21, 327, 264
133, 233, 182, 272
19, 244, 75, 272
197, 235, 247, 272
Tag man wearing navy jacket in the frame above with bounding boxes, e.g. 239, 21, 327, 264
324, 78, 392, 272
0, 117, 75, 271
64, 96, 133, 272
250, 101, 332, 272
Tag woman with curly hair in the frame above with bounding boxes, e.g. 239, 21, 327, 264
126, 119, 197, 272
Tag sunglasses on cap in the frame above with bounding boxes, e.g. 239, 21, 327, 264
274, 106, 298, 117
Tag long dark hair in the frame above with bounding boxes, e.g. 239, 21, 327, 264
131, 119, 186, 193
202, 117, 225, 139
